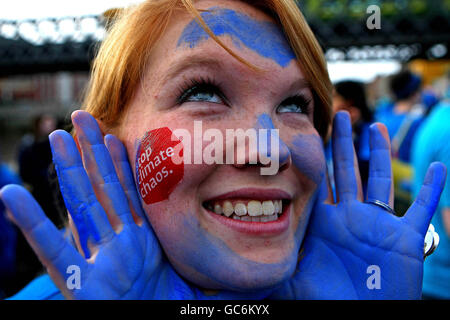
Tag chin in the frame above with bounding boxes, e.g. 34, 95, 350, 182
170, 247, 299, 294
221, 262, 297, 292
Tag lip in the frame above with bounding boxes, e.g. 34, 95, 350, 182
203, 188, 292, 202
202, 188, 291, 236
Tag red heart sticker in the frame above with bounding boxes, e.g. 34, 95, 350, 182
136, 127, 184, 204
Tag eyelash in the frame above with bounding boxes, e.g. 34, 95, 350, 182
176, 76, 312, 115
176, 76, 226, 105
277, 95, 313, 115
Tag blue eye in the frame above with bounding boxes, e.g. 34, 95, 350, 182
177, 79, 226, 105
276, 95, 311, 114
183, 87, 223, 103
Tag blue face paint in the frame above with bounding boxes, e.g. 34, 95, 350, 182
164, 211, 301, 292
290, 133, 326, 185
134, 138, 142, 187
255, 113, 291, 168
256, 113, 275, 130
177, 7, 296, 68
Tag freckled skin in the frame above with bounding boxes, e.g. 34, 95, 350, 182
1, 0, 445, 299
121, 1, 323, 291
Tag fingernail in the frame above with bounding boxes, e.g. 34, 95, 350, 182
369, 123, 389, 149
431, 162, 447, 188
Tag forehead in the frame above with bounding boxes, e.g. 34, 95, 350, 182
145, 0, 301, 77
176, 5, 295, 68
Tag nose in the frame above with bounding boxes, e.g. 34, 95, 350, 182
232, 114, 291, 174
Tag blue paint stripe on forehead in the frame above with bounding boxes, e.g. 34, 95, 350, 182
177, 7, 296, 67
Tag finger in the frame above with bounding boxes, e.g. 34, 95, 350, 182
366, 123, 394, 207
0, 184, 87, 294
50, 129, 115, 257
71, 111, 134, 228
403, 162, 447, 235
332, 111, 363, 202
104, 134, 145, 225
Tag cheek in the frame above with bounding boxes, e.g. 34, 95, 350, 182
142, 161, 212, 221
135, 127, 184, 205
285, 132, 325, 240
289, 133, 326, 186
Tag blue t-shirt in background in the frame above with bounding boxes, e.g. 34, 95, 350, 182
376, 106, 424, 163
412, 102, 450, 299
7, 274, 63, 300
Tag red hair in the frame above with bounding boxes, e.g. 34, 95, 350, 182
83, 0, 332, 139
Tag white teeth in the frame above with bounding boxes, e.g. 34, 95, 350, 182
223, 201, 234, 217
262, 201, 275, 216
206, 199, 285, 222
274, 200, 279, 213
234, 203, 247, 216
248, 201, 262, 216
274, 200, 283, 214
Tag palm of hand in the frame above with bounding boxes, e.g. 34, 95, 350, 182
271, 111, 446, 300
1, 111, 445, 300
1, 111, 266, 300
72, 222, 170, 299
294, 200, 424, 299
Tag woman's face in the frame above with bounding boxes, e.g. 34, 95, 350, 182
119, 0, 325, 291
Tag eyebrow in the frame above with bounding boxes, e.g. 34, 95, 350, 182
160, 55, 223, 87
159, 54, 311, 93
287, 78, 311, 92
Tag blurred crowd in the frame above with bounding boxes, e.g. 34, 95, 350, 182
0, 114, 68, 299
0, 66, 449, 299
330, 67, 450, 299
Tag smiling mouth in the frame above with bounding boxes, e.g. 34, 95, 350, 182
202, 199, 289, 222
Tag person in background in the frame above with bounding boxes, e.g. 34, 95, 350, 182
376, 70, 426, 215
376, 70, 425, 163
421, 89, 440, 116
18, 114, 64, 228
332, 80, 373, 193
412, 98, 450, 300
0, 0, 446, 300
13, 114, 64, 296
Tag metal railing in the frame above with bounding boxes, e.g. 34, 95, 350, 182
0, 15, 105, 45
0, 3, 449, 76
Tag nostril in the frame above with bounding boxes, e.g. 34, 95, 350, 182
278, 153, 292, 173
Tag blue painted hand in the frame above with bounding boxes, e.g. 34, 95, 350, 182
0, 111, 269, 300
270, 111, 447, 299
